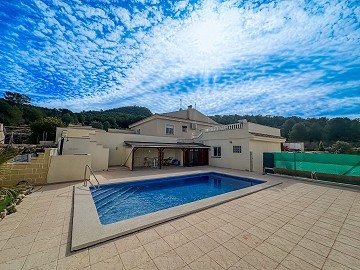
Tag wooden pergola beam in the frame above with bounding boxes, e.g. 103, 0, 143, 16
131, 147, 139, 171
157, 147, 165, 169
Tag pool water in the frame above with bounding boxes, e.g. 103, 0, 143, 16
90, 172, 265, 225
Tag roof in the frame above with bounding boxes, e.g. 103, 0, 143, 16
162, 108, 219, 125
129, 114, 219, 128
129, 107, 219, 128
124, 141, 210, 149
249, 132, 285, 140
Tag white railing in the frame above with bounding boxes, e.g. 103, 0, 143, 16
204, 122, 244, 133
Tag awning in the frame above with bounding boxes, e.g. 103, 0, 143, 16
124, 141, 210, 149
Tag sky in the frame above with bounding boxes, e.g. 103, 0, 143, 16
0, 0, 359, 118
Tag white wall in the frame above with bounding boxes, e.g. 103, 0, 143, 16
62, 137, 109, 171
202, 123, 284, 172
204, 138, 251, 171
47, 154, 91, 183
248, 123, 281, 136
249, 140, 282, 172
131, 118, 215, 139
93, 132, 178, 166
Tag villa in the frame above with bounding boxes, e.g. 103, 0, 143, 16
0, 107, 359, 270
56, 105, 285, 174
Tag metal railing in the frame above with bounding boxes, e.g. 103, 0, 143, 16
84, 165, 100, 189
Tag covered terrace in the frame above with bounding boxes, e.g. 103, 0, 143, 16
124, 141, 210, 171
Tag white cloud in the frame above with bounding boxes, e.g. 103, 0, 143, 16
0, 0, 359, 118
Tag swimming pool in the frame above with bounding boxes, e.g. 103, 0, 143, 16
90, 172, 265, 225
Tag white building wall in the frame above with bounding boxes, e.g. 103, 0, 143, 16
61, 137, 109, 171
249, 140, 282, 172
248, 123, 281, 136
202, 123, 284, 173
204, 138, 251, 171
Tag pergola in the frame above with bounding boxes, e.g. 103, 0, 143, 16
124, 141, 210, 170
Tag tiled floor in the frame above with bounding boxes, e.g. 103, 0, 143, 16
0, 167, 360, 270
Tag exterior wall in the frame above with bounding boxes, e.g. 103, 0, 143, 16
56, 127, 97, 142
204, 138, 251, 171
133, 118, 216, 139
58, 127, 179, 169
61, 137, 109, 171
248, 123, 281, 137
249, 140, 282, 172
202, 123, 284, 172
0, 148, 57, 187
47, 154, 91, 184
93, 132, 178, 166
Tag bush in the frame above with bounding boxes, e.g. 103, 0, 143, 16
30, 117, 63, 143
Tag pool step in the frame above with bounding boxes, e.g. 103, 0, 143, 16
98, 186, 142, 218
96, 187, 136, 211
91, 188, 113, 198
93, 188, 125, 204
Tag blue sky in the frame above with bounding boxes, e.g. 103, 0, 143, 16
0, 0, 359, 117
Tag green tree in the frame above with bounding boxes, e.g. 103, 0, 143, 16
103, 121, 110, 131
30, 117, 63, 143
91, 121, 103, 129
329, 141, 354, 154
280, 118, 297, 139
77, 113, 85, 124
22, 106, 44, 124
308, 122, 323, 142
323, 118, 353, 142
3, 92, 31, 105
318, 141, 325, 151
0, 100, 24, 126
289, 123, 308, 142
61, 113, 73, 126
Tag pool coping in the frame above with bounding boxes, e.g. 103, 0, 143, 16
71, 170, 282, 251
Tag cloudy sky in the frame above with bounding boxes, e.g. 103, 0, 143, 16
0, 0, 359, 117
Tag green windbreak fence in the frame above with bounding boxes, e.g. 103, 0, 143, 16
272, 152, 360, 177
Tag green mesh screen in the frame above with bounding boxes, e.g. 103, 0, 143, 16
273, 153, 360, 176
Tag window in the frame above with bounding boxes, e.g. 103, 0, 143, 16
190, 123, 197, 130
233, 146, 241, 153
165, 124, 175, 135
182, 125, 187, 132
135, 128, 141, 134
213, 146, 221, 157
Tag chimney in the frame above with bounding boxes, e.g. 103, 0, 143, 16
187, 105, 194, 120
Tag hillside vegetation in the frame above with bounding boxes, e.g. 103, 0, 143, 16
0, 92, 152, 143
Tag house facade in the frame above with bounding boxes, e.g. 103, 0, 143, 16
201, 121, 285, 172
56, 107, 285, 173
128, 105, 220, 138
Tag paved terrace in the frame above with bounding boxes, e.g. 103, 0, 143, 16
0, 166, 359, 270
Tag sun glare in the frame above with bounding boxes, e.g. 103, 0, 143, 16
191, 19, 224, 55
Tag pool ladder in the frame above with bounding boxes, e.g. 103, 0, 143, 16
84, 165, 100, 189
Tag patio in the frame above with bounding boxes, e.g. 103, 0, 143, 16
0, 166, 359, 270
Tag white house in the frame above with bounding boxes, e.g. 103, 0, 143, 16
56, 107, 285, 173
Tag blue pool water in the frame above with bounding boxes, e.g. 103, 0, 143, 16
90, 172, 265, 225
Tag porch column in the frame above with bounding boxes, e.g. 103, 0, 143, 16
181, 148, 188, 167
157, 147, 165, 169
131, 147, 139, 171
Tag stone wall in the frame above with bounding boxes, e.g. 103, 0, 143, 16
0, 148, 55, 187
